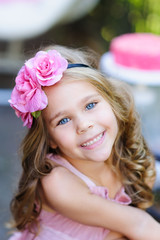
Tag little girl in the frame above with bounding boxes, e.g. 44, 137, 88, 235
8, 45, 160, 240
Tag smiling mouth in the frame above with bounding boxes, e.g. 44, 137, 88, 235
81, 132, 104, 147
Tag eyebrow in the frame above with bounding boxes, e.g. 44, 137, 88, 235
49, 93, 100, 123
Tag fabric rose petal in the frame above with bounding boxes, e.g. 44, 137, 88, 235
26, 50, 68, 86
9, 66, 48, 113
15, 110, 33, 128
8, 49, 68, 128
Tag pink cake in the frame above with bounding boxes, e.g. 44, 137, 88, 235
110, 33, 160, 70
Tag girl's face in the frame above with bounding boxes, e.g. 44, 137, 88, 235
43, 79, 118, 165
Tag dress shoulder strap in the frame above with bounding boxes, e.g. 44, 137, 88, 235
47, 153, 96, 188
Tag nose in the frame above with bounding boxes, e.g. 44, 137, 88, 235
76, 116, 94, 135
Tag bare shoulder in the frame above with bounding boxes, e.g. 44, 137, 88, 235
42, 165, 71, 185
41, 165, 86, 189
41, 166, 89, 209
41, 164, 150, 237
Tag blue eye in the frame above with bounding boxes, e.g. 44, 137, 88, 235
86, 102, 96, 110
58, 118, 70, 125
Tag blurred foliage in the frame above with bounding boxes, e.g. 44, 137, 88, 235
86, 0, 160, 51
25, 0, 160, 55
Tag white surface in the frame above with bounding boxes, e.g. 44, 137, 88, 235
0, 0, 99, 40
100, 52, 160, 86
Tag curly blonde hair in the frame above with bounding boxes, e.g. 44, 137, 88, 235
10, 45, 156, 232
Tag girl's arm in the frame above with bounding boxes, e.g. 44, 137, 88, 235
41, 166, 160, 240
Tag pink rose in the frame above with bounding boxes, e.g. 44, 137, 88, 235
9, 49, 68, 128
9, 66, 48, 113
25, 50, 68, 86
8, 66, 48, 128
15, 109, 33, 128
8, 103, 33, 128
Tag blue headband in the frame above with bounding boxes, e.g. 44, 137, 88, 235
67, 63, 90, 69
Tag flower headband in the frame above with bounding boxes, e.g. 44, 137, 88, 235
9, 49, 89, 128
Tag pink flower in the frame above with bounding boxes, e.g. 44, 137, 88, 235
8, 103, 33, 128
9, 49, 68, 128
16, 109, 33, 128
9, 66, 48, 128
9, 66, 48, 113
25, 50, 68, 86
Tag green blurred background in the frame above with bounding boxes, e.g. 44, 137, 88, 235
24, 0, 160, 54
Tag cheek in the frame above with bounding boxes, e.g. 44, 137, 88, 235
104, 111, 118, 136
110, 112, 118, 133
50, 127, 74, 148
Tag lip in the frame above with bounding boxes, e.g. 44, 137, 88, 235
80, 131, 106, 150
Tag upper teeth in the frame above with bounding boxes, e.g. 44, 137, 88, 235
82, 133, 103, 147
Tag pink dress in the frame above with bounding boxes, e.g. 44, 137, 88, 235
9, 154, 131, 240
